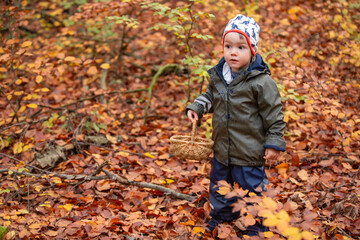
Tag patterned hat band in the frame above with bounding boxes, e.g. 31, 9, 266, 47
222, 30, 256, 56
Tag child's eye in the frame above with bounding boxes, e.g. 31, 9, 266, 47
225, 44, 231, 49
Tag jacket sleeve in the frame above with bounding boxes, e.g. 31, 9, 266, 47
254, 76, 286, 151
185, 83, 214, 119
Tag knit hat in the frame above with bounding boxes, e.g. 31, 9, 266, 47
222, 14, 260, 56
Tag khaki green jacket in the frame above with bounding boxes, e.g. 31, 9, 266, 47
186, 55, 286, 166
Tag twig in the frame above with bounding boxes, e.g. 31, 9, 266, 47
0, 116, 49, 132
0, 152, 49, 174
71, 161, 109, 190
317, 211, 353, 239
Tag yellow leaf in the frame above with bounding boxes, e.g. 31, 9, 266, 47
62, 204, 73, 211
283, 114, 289, 122
276, 219, 290, 232
27, 103, 38, 109
14, 91, 24, 96
0, 67, 7, 72
262, 197, 277, 210
329, 31, 336, 39
64, 56, 75, 62
23, 144, 34, 152
192, 227, 205, 234
263, 215, 279, 227
41, 88, 50, 92
35, 75, 43, 83
52, 177, 62, 184
277, 210, 290, 222
13, 142, 24, 154
301, 231, 315, 240
217, 186, 231, 195
248, 192, 257, 197
282, 226, 300, 236
333, 14, 342, 23
19, 105, 26, 112
21, 41, 32, 48
100, 63, 110, 69
128, 113, 134, 119
15, 79, 22, 85
267, 58, 276, 64
143, 152, 155, 159
288, 6, 304, 15
263, 231, 274, 238
289, 112, 300, 120
160, 179, 174, 184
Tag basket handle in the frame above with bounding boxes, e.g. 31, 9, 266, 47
190, 120, 197, 144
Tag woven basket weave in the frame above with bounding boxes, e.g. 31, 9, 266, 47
169, 120, 214, 160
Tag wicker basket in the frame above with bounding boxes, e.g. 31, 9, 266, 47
169, 120, 214, 160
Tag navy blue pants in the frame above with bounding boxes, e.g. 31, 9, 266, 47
209, 158, 268, 234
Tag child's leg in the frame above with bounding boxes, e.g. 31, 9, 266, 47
209, 158, 239, 222
231, 165, 268, 235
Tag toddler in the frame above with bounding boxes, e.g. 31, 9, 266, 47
186, 14, 286, 236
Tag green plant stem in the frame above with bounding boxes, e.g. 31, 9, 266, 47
143, 64, 179, 124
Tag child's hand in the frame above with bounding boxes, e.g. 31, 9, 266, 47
187, 110, 199, 123
264, 148, 280, 161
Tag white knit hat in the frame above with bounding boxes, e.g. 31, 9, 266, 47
223, 14, 260, 56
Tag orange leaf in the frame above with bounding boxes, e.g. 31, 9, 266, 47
21, 41, 32, 48
87, 66, 98, 75
275, 162, 289, 169
192, 226, 205, 234
64, 56, 75, 62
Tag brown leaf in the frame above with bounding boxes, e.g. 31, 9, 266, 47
217, 225, 231, 239
319, 158, 334, 167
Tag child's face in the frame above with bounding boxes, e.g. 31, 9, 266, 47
223, 32, 252, 72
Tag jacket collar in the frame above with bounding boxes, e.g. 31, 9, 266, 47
210, 53, 270, 85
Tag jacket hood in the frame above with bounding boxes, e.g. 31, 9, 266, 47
212, 53, 270, 83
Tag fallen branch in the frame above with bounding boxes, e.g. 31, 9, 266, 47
0, 168, 107, 181
102, 169, 195, 202
0, 167, 195, 202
